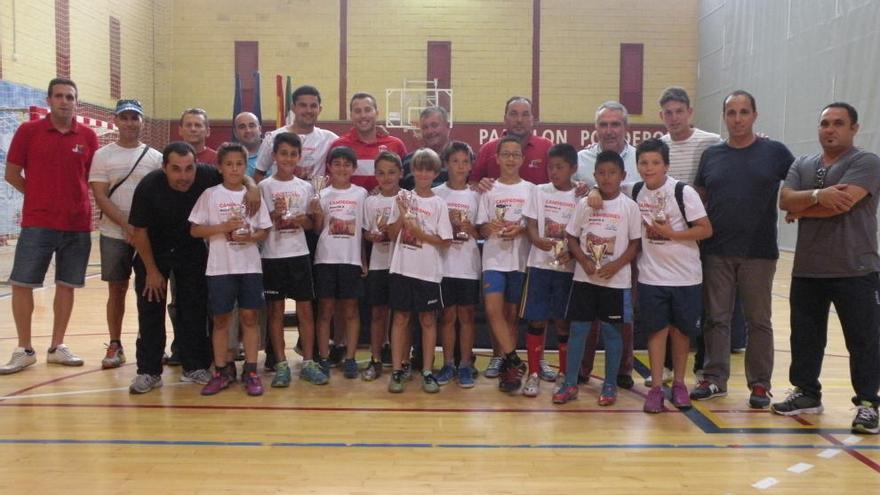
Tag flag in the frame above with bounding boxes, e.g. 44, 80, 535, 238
232, 71, 242, 141
284, 75, 293, 125
252, 71, 263, 123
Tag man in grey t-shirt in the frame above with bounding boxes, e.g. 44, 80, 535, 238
773, 102, 880, 435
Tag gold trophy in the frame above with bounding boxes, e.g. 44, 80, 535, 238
588, 241, 607, 269
653, 191, 668, 225
311, 175, 327, 200
398, 190, 418, 220
493, 204, 508, 237
230, 205, 251, 239
548, 239, 567, 269
453, 209, 470, 240
371, 208, 388, 236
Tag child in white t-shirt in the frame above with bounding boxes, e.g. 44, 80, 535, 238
433, 141, 481, 388
189, 143, 272, 396
361, 151, 403, 381
386, 148, 453, 394
311, 146, 369, 379
553, 150, 641, 406
476, 136, 535, 393
633, 139, 711, 414
258, 132, 328, 387
520, 143, 578, 397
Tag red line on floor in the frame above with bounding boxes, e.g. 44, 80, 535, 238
819, 432, 880, 474
2, 363, 133, 397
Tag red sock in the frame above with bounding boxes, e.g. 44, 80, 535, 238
525, 329, 544, 375
558, 342, 568, 376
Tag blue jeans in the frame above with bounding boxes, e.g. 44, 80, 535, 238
565, 320, 622, 389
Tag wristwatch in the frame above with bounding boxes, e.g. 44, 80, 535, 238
810, 188, 820, 205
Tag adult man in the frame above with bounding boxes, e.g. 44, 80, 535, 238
255, 85, 339, 182
574, 101, 639, 186
773, 102, 879, 434
658, 87, 722, 184
330, 92, 407, 191
233, 111, 262, 176
400, 106, 451, 190
692, 90, 795, 407
88, 99, 162, 369
126, 142, 259, 393
470, 96, 552, 186
1, 78, 98, 374
179, 108, 216, 166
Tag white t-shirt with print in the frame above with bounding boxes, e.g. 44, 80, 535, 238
188, 184, 273, 276
255, 126, 339, 178
634, 176, 707, 286
258, 176, 314, 259
565, 194, 641, 289
523, 183, 577, 272
314, 184, 368, 266
433, 184, 481, 280
389, 194, 453, 283
88, 143, 162, 239
364, 193, 399, 271
476, 180, 535, 273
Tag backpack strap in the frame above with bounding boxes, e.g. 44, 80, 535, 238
674, 181, 693, 228
631, 181, 644, 201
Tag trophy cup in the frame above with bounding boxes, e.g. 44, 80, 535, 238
230, 205, 251, 239
311, 175, 327, 200
371, 208, 388, 237
454, 209, 470, 241
399, 190, 418, 220
653, 191, 668, 225
280, 195, 296, 221
547, 239, 567, 269
589, 241, 608, 270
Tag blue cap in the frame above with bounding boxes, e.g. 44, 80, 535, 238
114, 99, 144, 116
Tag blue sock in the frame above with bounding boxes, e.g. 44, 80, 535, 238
600, 321, 623, 388
564, 321, 591, 388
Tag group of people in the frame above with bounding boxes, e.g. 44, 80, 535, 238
1, 78, 877, 434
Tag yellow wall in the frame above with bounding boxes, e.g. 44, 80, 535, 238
1, 0, 59, 95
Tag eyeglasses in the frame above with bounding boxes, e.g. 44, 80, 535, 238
498, 152, 523, 159
814, 166, 828, 189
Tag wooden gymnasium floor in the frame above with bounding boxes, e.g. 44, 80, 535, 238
0, 243, 878, 494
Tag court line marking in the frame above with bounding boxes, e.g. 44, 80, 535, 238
1, 364, 134, 397
819, 432, 880, 474
0, 382, 188, 401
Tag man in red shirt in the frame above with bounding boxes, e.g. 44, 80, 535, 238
330, 93, 407, 192
1, 78, 99, 374
179, 108, 217, 166
470, 96, 553, 187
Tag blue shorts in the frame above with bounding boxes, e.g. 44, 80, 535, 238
206, 273, 265, 314
100, 235, 135, 282
482, 270, 526, 304
637, 282, 702, 338
520, 267, 574, 321
9, 227, 91, 288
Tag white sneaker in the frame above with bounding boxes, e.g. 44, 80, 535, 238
101, 343, 126, 369
129, 374, 163, 394
522, 373, 540, 397
46, 344, 84, 366
484, 356, 503, 378
644, 367, 673, 387
181, 368, 212, 384
538, 359, 557, 382
0, 347, 37, 375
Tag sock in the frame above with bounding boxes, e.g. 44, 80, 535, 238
110, 340, 122, 347
565, 321, 591, 387
24, 348, 35, 355
557, 334, 569, 377
214, 362, 228, 374
244, 362, 257, 374
525, 325, 544, 375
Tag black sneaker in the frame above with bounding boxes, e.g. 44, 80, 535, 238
328, 344, 346, 368
380, 343, 392, 368
748, 384, 772, 409
264, 352, 277, 372
852, 401, 879, 435
690, 380, 727, 401
318, 357, 332, 377
770, 388, 824, 416
616, 374, 634, 390
498, 359, 526, 393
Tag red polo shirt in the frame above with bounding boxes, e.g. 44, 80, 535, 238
7, 117, 99, 231
330, 128, 407, 191
196, 146, 217, 167
470, 133, 553, 185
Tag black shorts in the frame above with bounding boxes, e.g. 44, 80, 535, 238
389, 273, 443, 313
564, 281, 627, 324
314, 263, 364, 300
366, 269, 390, 307
262, 255, 315, 301
441, 277, 481, 307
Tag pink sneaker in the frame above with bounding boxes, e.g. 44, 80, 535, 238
671, 381, 692, 409
644, 386, 665, 413
201, 372, 231, 396
244, 372, 264, 396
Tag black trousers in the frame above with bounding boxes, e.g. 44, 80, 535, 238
789, 273, 880, 407
134, 252, 212, 375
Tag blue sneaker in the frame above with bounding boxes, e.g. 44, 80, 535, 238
458, 365, 475, 388
342, 358, 359, 379
435, 364, 456, 385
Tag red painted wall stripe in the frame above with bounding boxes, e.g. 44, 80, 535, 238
620, 43, 644, 114
338, 0, 348, 120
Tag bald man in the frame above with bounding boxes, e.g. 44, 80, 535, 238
233, 112, 262, 177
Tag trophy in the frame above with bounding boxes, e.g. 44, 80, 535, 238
230, 205, 251, 239
453, 209, 470, 240
371, 208, 388, 236
280, 195, 296, 221
588, 241, 607, 269
547, 239, 567, 269
399, 190, 418, 220
311, 175, 327, 200
653, 191, 668, 225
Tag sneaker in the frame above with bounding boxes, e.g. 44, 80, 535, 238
644, 387, 665, 413
457, 364, 475, 388
538, 359, 557, 382
484, 356, 503, 378
388, 370, 406, 393
554, 373, 566, 394
46, 344, 84, 366
851, 401, 879, 435
129, 374, 162, 394
223, 363, 238, 383
435, 364, 456, 385
264, 352, 277, 372
293, 336, 303, 357
201, 372, 231, 395
644, 367, 673, 387
380, 343, 392, 368
244, 372, 264, 396
181, 368, 212, 385
101, 343, 126, 369
522, 373, 541, 397
317, 357, 331, 377
301, 361, 329, 385
552, 385, 578, 404
422, 371, 440, 393
690, 380, 727, 401
498, 359, 526, 393
770, 388, 824, 416
342, 358, 359, 379
361, 360, 383, 381
598, 383, 617, 406
616, 374, 635, 390
328, 344, 346, 367
271, 361, 292, 388
0, 347, 37, 375
671, 381, 692, 409
401, 362, 414, 382
749, 384, 772, 409
165, 351, 181, 366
